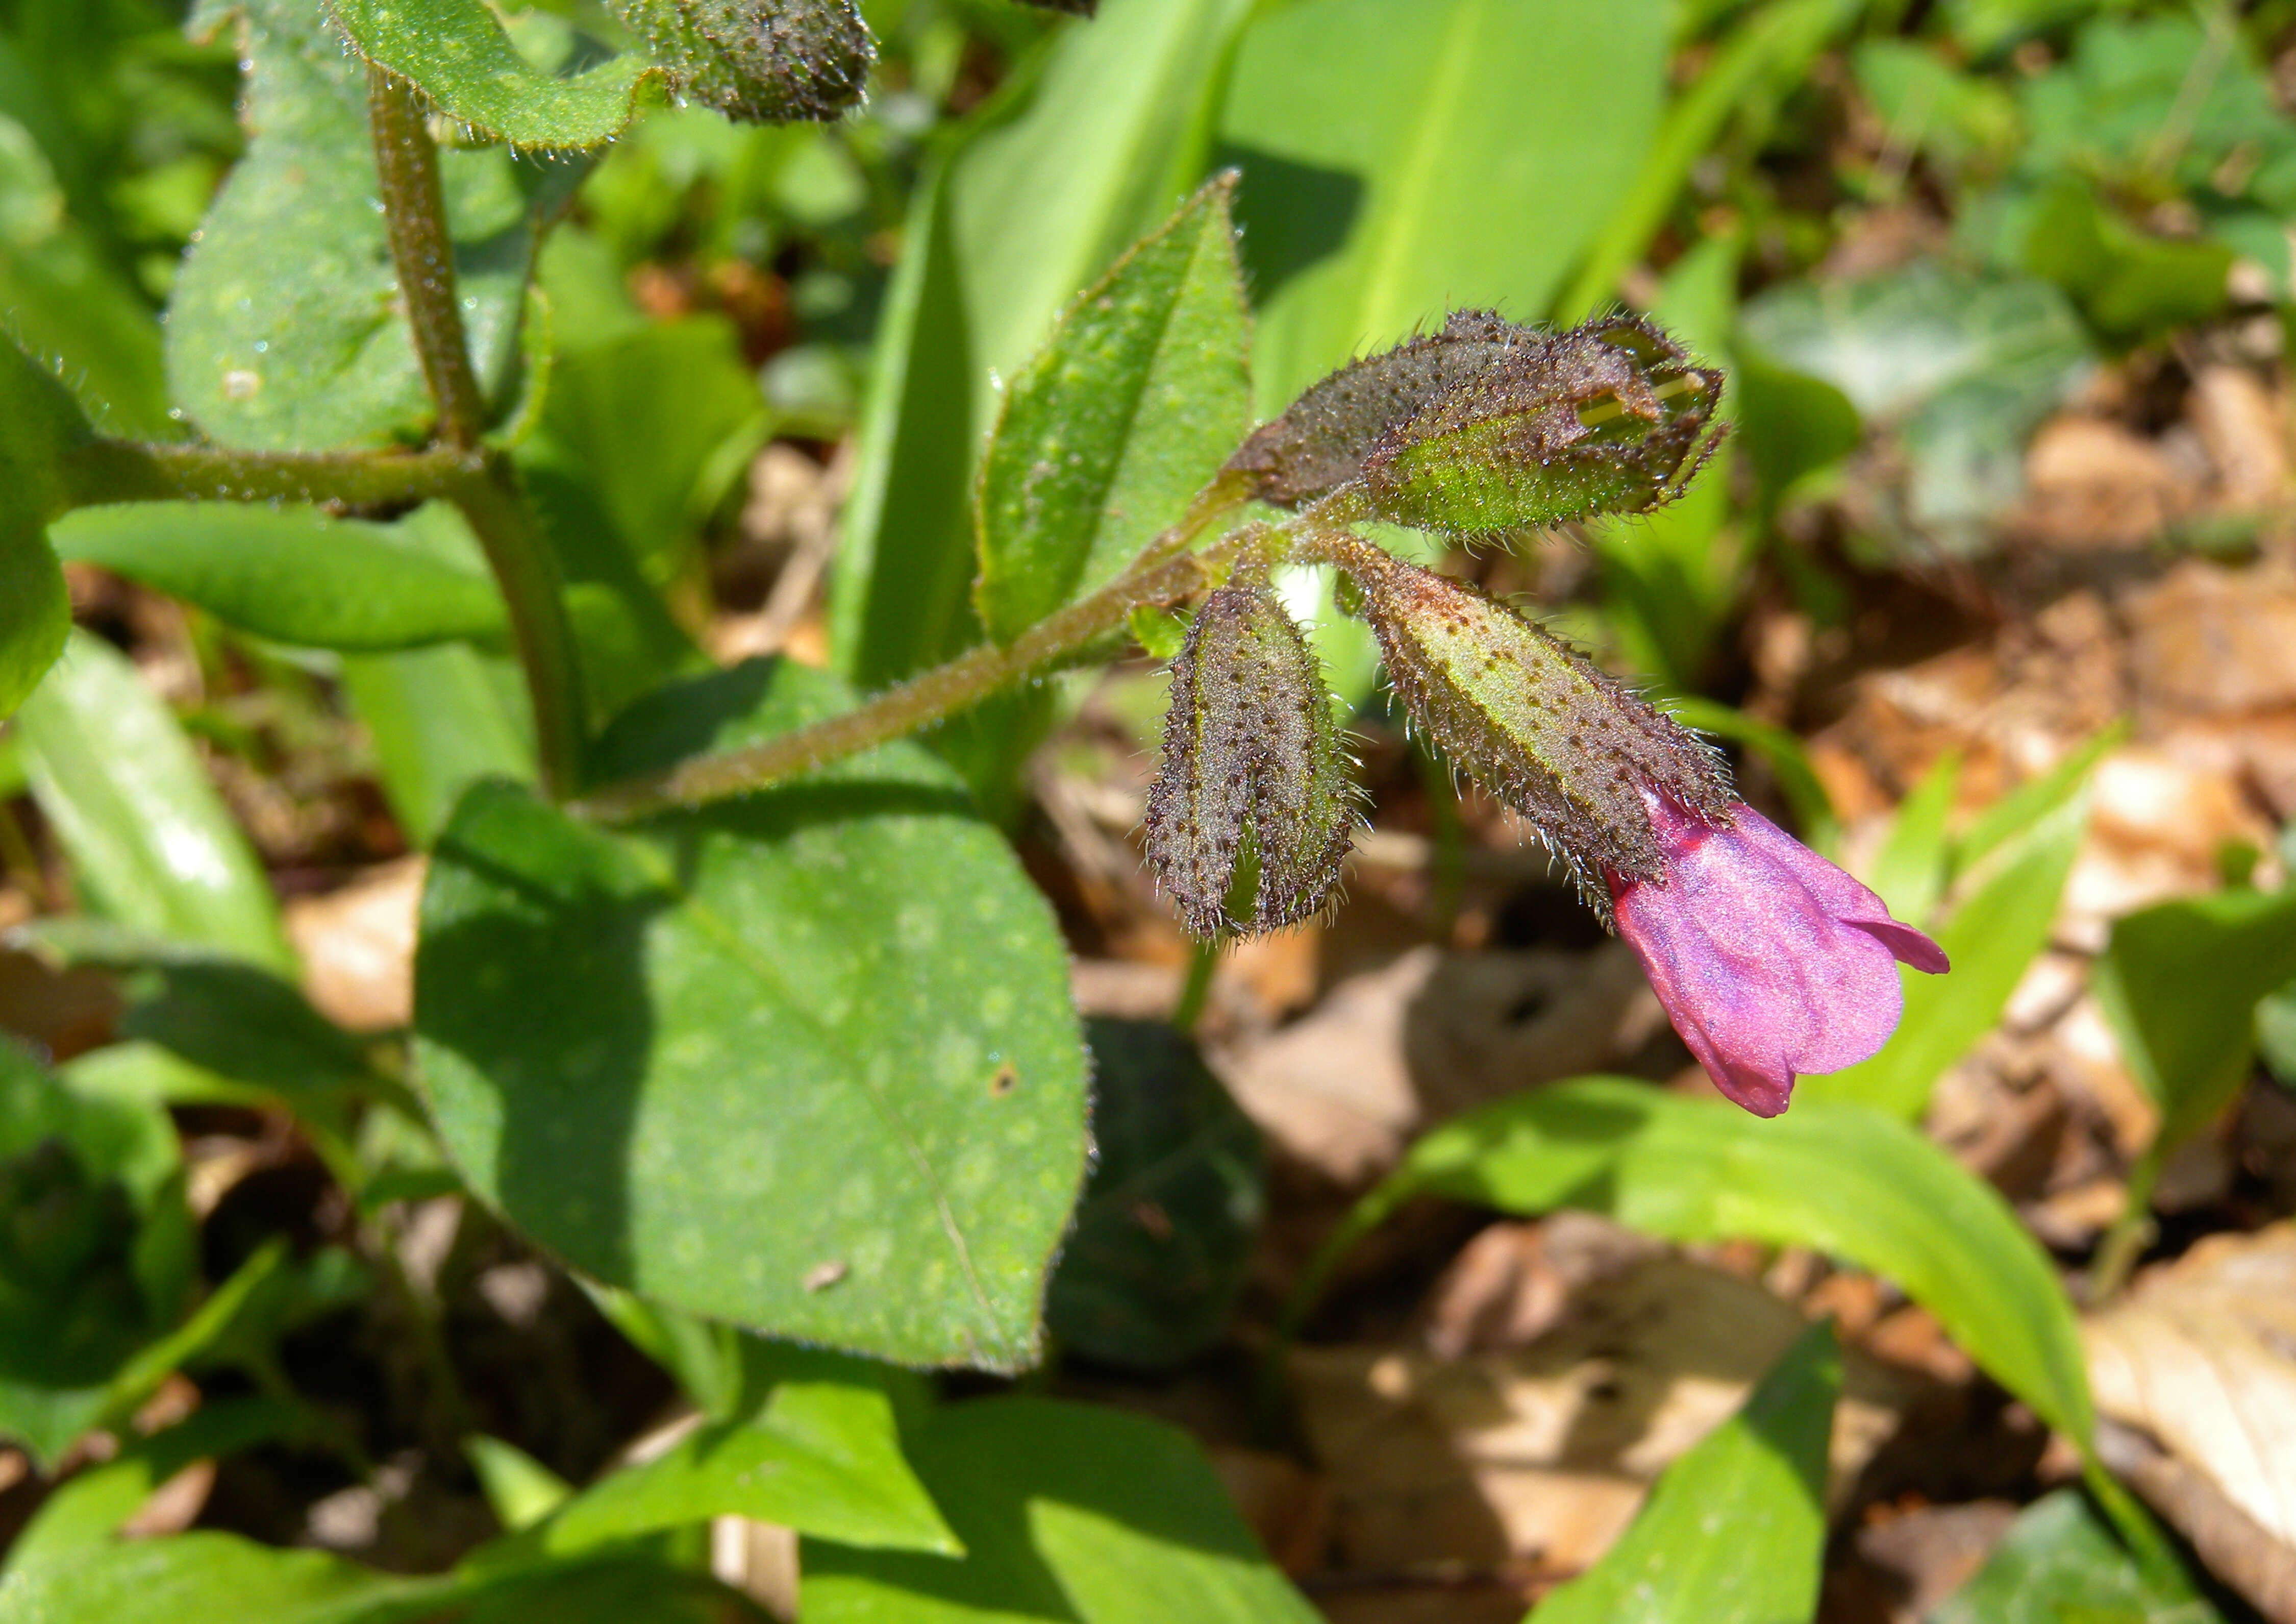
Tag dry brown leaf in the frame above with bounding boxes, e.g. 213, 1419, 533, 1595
283, 856, 423, 1032
1290, 1255, 1914, 1583
2084, 1222, 2296, 1547
1216, 944, 1656, 1185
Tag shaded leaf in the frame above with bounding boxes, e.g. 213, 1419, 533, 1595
2093, 885, 2296, 1155
1531, 1320, 1840, 1624
414, 661, 1088, 1369
49, 502, 507, 652
803, 1397, 1320, 1622
15, 631, 292, 973
0, 336, 89, 719
1045, 1020, 1262, 1369
974, 175, 1250, 643
1312, 1078, 2093, 1445
339, 644, 537, 849
1928, 1488, 2218, 1624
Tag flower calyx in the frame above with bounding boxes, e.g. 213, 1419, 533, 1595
1144, 583, 1356, 941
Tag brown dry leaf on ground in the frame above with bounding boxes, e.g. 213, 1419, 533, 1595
2084, 1222, 2296, 1548
283, 856, 425, 1032
1290, 1253, 1916, 1614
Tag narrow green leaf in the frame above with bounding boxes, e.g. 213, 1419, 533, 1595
326, 0, 658, 150
16, 631, 292, 973
414, 661, 1088, 1369
49, 504, 508, 652
1554, 0, 1862, 323
464, 1436, 573, 1535
834, 0, 1258, 690
1531, 1321, 1840, 1624
1219, 0, 1666, 415
1329, 1078, 2093, 1445
1866, 750, 1962, 926
803, 1397, 1320, 1623
974, 176, 1250, 643
168, 0, 559, 450
2093, 885, 2296, 1154
0, 337, 91, 719
339, 645, 537, 849
1952, 722, 2123, 877
1805, 791, 2088, 1120
1928, 1488, 2220, 1624
515, 1380, 958, 1558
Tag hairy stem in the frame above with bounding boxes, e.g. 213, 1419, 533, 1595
61, 438, 468, 508
574, 537, 1245, 822
367, 65, 588, 798
447, 458, 588, 800
367, 66, 488, 450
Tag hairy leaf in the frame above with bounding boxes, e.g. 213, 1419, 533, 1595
415, 661, 1088, 1369
974, 176, 1250, 642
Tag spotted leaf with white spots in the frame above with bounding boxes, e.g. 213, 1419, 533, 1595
413, 660, 1089, 1370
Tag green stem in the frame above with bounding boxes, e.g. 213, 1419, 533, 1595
366, 64, 587, 798
60, 438, 467, 509
367, 66, 488, 450
444, 458, 587, 800
1172, 938, 1220, 1035
2087, 1143, 2165, 1304
572, 529, 1249, 822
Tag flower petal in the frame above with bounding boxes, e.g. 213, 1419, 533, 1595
1846, 916, 1951, 974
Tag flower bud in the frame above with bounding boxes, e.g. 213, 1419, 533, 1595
1359, 314, 1723, 536
1338, 541, 1733, 915
1144, 586, 1356, 940
1224, 311, 1723, 536
1224, 309, 1522, 509
612, 0, 874, 124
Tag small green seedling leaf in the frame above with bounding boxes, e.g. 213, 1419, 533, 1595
1929, 1488, 2219, 1624
1532, 1320, 1841, 1624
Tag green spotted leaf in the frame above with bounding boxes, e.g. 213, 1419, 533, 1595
168, 0, 565, 450
414, 660, 1088, 1369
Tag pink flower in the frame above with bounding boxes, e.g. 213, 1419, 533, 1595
1607, 796, 1950, 1117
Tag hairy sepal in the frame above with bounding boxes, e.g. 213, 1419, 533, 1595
1145, 586, 1356, 940
1341, 546, 1734, 916
610, 0, 873, 123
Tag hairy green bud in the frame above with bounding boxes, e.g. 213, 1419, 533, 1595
1224, 310, 1519, 508
1225, 311, 1723, 535
1337, 540, 1733, 916
1145, 586, 1356, 940
612, 0, 874, 123
1360, 314, 1722, 536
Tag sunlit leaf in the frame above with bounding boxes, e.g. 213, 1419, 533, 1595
1531, 1321, 1840, 1624
415, 661, 1088, 1369
15, 631, 292, 972
804, 1397, 1320, 1622
1309, 1078, 2093, 1445
974, 176, 1250, 643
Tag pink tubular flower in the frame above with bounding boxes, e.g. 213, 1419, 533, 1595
1607, 795, 1950, 1118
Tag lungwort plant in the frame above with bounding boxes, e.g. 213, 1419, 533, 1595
2, 0, 2124, 1616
